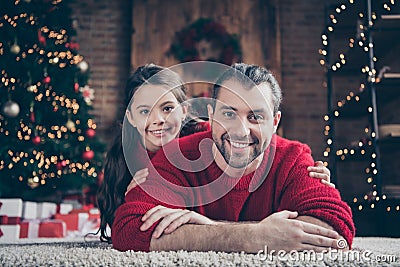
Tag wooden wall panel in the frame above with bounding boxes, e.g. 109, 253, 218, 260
131, 0, 281, 91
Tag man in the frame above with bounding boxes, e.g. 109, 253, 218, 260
112, 63, 355, 252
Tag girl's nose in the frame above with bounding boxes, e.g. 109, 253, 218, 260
151, 110, 166, 125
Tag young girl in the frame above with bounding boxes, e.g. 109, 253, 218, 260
97, 64, 333, 243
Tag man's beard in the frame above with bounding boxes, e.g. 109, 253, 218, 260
213, 132, 262, 169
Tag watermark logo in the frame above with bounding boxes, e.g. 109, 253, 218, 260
256, 241, 397, 263
336, 238, 347, 249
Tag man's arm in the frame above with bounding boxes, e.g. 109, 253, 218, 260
296, 216, 348, 249
278, 144, 355, 248
149, 210, 341, 253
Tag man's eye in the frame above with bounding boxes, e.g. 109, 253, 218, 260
139, 109, 150, 115
223, 111, 236, 118
249, 114, 264, 122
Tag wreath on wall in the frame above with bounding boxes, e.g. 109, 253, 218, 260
168, 18, 242, 65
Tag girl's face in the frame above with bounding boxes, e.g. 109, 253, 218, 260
126, 85, 187, 152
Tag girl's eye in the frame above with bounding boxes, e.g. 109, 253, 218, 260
139, 109, 150, 115
222, 111, 236, 119
163, 106, 174, 113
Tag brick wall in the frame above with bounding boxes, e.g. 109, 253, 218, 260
71, 0, 329, 157
279, 0, 328, 158
70, 0, 132, 144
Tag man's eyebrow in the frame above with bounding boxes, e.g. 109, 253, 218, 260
219, 105, 238, 111
219, 105, 269, 114
250, 108, 268, 113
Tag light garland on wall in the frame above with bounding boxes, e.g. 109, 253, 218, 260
319, 0, 400, 213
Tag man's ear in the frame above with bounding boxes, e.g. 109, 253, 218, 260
273, 111, 281, 133
207, 104, 214, 121
126, 110, 136, 127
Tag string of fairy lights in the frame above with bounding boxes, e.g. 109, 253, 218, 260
0, 0, 102, 189
319, 0, 399, 213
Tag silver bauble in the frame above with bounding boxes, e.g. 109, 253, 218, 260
77, 61, 89, 73
10, 44, 21, 54
2, 100, 20, 118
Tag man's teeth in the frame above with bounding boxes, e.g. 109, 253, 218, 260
230, 141, 250, 148
152, 130, 166, 134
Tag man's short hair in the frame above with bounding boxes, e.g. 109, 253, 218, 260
211, 63, 282, 115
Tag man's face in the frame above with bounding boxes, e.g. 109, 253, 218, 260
208, 79, 281, 169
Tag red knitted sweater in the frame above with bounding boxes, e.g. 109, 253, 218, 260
112, 130, 355, 252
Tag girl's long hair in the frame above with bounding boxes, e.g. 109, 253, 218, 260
97, 64, 187, 243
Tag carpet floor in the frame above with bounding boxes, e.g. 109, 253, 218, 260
0, 237, 399, 266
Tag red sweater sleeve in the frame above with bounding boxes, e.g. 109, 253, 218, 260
277, 142, 355, 247
112, 150, 193, 251
112, 196, 158, 252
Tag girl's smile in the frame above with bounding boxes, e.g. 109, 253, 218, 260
126, 85, 187, 152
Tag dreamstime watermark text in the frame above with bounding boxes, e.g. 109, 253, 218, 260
257, 245, 397, 263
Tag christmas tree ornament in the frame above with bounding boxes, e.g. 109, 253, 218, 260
2, 100, 20, 118
10, 44, 21, 54
74, 82, 79, 93
56, 160, 67, 170
82, 149, 94, 161
30, 106, 35, 123
38, 29, 46, 45
66, 119, 75, 130
86, 128, 96, 138
79, 85, 94, 105
72, 18, 79, 29
43, 75, 51, 84
30, 111, 35, 123
32, 136, 41, 145
77, 60, 89, 73
66, 41, 79, 50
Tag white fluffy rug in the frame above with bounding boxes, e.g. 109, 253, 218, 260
0, 237, 399, 266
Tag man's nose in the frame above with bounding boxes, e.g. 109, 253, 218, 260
231, 117, 251, 138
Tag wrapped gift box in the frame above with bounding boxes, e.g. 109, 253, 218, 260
22, 201, 37, 220
0, 215, 8, 224
0, 198, 23, 242
0, 198, 23, 220
88, 208, 100, 229
70, 207, 100, 229
54, 213, 89, 231
0, 225, 20, 243
19, 220, 40, 238
61, 199, 82, 210
38, 220, 66, 238
69, 204, 95, 214
37, 202, 57, 219
57, 203, 73, 215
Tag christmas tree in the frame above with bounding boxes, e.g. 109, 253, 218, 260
0, 0, 105, 201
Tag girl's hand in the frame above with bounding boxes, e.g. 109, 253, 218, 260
140, 205, 219, 238
125, 168, 149, 196
307, 161, 335, 188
